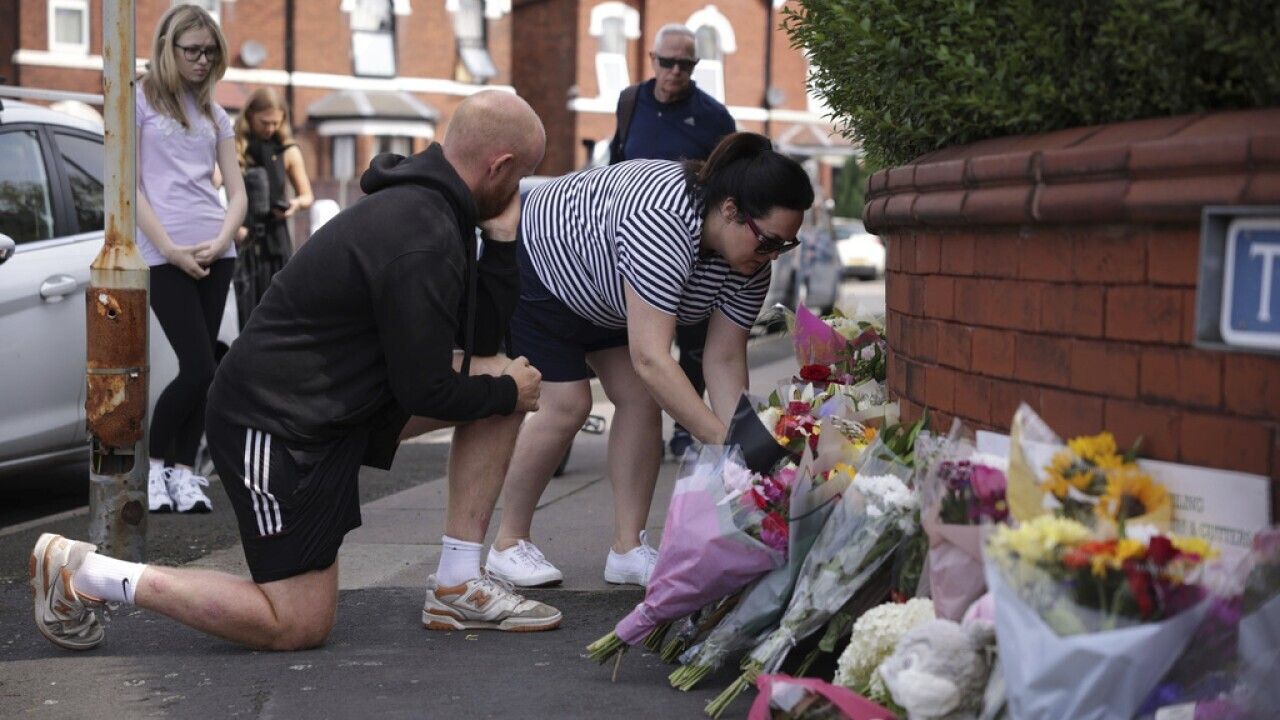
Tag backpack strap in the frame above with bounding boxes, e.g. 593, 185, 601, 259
607, 84, 641, 165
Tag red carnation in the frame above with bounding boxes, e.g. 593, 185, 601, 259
799, 364, 832, 382
787, 400, 813, 416
1124, 563, 1155, 618
1148, 536, 1176, 566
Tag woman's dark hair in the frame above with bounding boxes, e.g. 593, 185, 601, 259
684, 132, 814, 219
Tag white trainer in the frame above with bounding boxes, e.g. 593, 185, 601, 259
486, 540, 564, 587
148, 464, 173, 513
29, 533, 105, 651
604, 530, 659, 587
422, 573, 561, 632
166, 466, 213, 513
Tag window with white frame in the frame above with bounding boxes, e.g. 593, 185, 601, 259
49, 0, 89, 55
451, 0, 496, 83
589, 2, 640, 100
345, 0, 397, 77
686, 5, 737, 103
172, 0, 220, 24
692, 26, 724, 103
331, 136, 356, 181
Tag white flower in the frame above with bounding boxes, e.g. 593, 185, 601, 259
835, 598, 936, 695
719, 460, 760, 505
854, 473, 919, 515
757, 406, 781, 430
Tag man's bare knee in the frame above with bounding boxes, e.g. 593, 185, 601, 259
266, 615, 334, 651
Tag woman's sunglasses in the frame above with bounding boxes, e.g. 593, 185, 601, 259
744, 215, 800, 256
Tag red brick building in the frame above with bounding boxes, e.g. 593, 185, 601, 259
0, 0, 515, 209
510, 0, 850, 180
2, 1, 849, 203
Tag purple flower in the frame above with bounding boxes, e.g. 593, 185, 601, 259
971, 465, 1007, 501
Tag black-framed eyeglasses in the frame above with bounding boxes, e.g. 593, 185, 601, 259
744, 215, 800, 256
176, 43, 220, 62
652, 54, 698, 72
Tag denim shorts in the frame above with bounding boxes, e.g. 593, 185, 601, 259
507, 243, 628, 382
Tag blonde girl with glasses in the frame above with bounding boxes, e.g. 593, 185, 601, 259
135, 4, 246, 515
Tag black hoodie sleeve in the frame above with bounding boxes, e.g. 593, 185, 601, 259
372, 249, 518, 421
462, 237, 519, 356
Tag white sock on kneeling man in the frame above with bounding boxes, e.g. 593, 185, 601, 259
72, 553, 147, 604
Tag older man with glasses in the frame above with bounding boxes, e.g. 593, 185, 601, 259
605, 22, 737, 461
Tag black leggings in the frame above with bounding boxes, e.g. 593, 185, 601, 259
150, 259, 234, 466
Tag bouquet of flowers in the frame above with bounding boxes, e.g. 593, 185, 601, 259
1006, 404, 1172, 531
727, 390, 818, 475
919, 424, 1010, 621
586, 447, 788, 669
984, 515, 1215, 720
707, 442, 919, 718
1237, 528, 1280, 717
671, 449, 851, 690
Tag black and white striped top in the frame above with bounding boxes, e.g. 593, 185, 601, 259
521, 160, 771, 330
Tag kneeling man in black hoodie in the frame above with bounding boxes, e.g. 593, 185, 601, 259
30, 91, 556, 653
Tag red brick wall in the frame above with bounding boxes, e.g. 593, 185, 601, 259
870, 109, 1280, 517
0, 0, 18, 84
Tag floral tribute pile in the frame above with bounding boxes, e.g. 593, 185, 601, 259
581, 307, 1278, 720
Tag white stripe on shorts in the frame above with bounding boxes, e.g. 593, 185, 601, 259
243, 429, 284, 536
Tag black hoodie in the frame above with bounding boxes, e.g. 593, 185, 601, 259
208, 144, 519, 469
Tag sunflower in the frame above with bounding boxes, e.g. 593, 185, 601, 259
1095, 467, 1169, 522
1067, 432, 1119, 465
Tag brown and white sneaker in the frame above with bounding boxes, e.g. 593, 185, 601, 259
29, 533, 106, 651
422, 573, 562, 632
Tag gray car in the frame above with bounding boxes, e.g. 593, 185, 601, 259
0, 99, 237, 475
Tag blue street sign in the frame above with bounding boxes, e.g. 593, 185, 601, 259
1220, 219, 1280, 351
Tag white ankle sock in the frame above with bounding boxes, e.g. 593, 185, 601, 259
72, 552, 147, 605
436, 535, 482, 587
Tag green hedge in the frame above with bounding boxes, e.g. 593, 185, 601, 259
783, 0, 1280, 167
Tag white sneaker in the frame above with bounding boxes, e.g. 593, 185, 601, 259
29, 533, 105, 651
604, 530, 659, 587
148, 464, 173, 513
486, 540, 564, 587
165, 466, 213, 514
422, 573, 561, 632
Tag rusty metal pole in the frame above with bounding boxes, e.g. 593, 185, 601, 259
88, 0, 148, 561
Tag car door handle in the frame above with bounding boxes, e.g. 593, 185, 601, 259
39, 274, 79, 300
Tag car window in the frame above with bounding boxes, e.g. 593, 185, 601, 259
0, 130, 55, 244
54, 132, 105, 234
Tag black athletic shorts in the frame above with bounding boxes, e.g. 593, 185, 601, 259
205, 409, 367, 584
508, 241, 628, 382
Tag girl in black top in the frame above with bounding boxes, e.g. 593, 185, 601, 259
233, 88, 313, 328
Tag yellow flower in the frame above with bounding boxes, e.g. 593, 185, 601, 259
990, 516, 1091, 564
1068, 432, 1118, 464
1095, 467, 1169, 522
1042, 474, 1072, 499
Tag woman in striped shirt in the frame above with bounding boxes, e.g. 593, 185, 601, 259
487, 133, 814, 588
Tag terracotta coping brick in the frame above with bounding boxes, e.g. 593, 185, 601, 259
863, 108, 1277, 233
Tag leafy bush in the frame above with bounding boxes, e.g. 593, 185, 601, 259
783, 0, 1280, 167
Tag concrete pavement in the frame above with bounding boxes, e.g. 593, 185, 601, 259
0, 334, 805, 719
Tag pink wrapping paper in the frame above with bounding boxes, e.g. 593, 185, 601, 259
792, 305, 847, 366
748, 675, 897, 720
614, 485, 781, 645
922, 509, 986, 622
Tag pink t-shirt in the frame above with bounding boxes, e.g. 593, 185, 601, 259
135, 84, 236, 267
